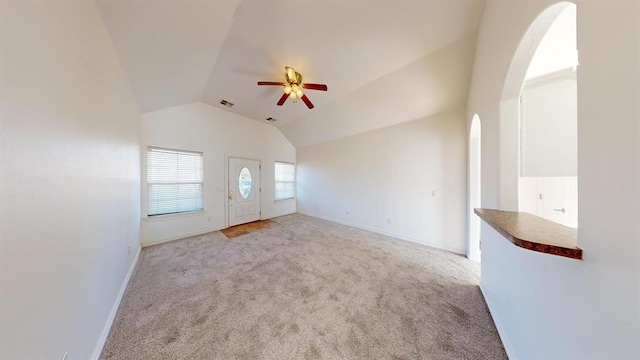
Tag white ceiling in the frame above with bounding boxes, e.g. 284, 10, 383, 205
97, 0, 240, 112
98, 0, 485, 147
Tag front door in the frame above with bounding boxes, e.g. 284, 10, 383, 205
228, 158, 261, 226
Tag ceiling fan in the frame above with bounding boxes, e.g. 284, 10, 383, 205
257, 67, 328, 109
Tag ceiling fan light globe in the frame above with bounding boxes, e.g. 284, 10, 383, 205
290, 92, 297, 99
296, 89, 303, 97
284, 86, 292, 94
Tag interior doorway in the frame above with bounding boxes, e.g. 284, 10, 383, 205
468, 114, 481, 261
228, 157, 261, 226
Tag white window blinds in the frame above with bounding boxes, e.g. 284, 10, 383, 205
147, 147, 203, 216
275, 162, 295, 201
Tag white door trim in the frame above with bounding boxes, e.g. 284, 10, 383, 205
226, 156, 262, 227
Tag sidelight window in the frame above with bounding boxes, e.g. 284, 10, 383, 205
275, 161, 295, 201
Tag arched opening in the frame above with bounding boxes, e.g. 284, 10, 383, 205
468, 114, 481, 261
500, 2, 578, 228
519, 4, 578, 228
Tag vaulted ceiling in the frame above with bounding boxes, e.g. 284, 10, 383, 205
98, 0, 485, 147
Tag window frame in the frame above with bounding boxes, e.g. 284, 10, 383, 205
274, 161, 295, 202
146, 146, 204, 217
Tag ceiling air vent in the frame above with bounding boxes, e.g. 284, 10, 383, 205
266, 117, 277, 123
220, 99, 234, 108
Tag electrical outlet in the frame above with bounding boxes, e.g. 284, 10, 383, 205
127, 246, 131, 255
432, 190, 438, 197
387, 217, 392, 224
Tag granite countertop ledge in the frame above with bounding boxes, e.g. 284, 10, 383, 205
474, 208, 582, 260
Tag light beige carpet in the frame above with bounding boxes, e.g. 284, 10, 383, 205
101, 214, 506, 360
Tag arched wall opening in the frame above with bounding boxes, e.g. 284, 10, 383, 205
469, 1, 639, 358
468, 114, 481, 261
499, 1, 577, 230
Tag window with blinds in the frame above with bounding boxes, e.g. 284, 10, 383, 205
147, 147, 203, 216
275, 161, 295, 201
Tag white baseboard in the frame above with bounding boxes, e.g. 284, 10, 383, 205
297, 211, 466, 255
142, 213, 298, 248
467, 252, 481, 262
141, 227, 221, 248
91, 246, 141, 360
480, 283, 516, 360
261, 208, 296, 221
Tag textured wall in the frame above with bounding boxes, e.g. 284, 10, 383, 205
0, 0, 141, 358
297, 109, 468, 254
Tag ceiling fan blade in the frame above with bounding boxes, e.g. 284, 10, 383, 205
300, 94, 314, 109
277, 92, 289, 106
258, 81, 286, 86
302, 83, 328, 91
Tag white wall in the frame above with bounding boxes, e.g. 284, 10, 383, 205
141, 102, 295, 246
297, 109, 468, 254
521, 71, 577, 177
525, 4, 578, 79
0, 1, 141, 359
519, 176, 578, 228
499, 96, 521, 210
468, 0, 640, 358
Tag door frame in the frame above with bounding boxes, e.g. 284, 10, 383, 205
468, 114, 481, 262
225, 155, 262, 227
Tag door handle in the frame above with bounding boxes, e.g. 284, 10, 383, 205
229, 191, 234, 200
553, 208, 566, 213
